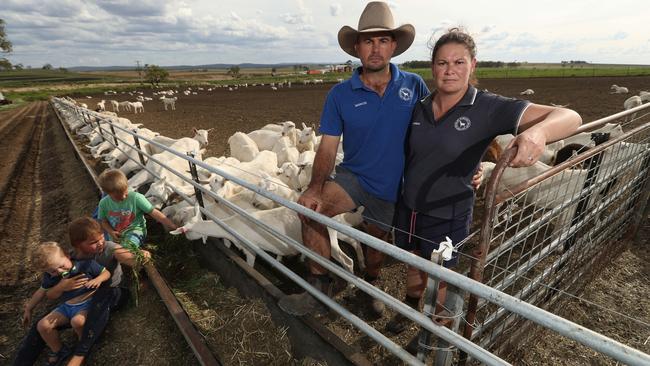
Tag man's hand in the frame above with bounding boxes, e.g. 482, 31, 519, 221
21, 307, 32, 328
59, 274, 88, 291
85, 277, 103, 289
109, 230, 121, 242
297, 187, 323, 223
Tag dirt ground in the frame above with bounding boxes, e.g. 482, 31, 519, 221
1, 75, 649, 365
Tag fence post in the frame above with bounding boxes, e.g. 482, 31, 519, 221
96, 118, 106, 141
416, 252, 444, 362
435, 285, 464, 366
187, 152, 206, 220
109, 123, 119, 147
132, 129, 146, 166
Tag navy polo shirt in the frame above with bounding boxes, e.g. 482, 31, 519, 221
402, 85, 530, 219
41, 259, 105, 303
319, 63, 429, 202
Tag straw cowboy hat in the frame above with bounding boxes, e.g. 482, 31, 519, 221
338, 1, 415, 58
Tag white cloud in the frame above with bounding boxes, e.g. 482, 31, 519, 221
1, 0, 648, 66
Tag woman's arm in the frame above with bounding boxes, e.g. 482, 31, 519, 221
510, 104, 582, 167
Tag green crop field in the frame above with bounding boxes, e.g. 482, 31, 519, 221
404, 64, 650, 80
0, 69, 127, 88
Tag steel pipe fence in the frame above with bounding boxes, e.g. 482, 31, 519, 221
466, 102, 650, 361
51, 98, 650, 365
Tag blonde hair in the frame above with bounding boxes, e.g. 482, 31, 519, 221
69, 217, 103, 247
31, 242, 66, 271
98, 169, 128, 194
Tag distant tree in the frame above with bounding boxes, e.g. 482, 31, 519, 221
42, 63, 53, 70
227, 65, 240, 78
144, 64, 169, 86
0, 19, 12, 54
345, 59, 353, 67
271, 67, 277, 76
58, 67, 68, 73
13, 63, 23, 70
0, 57, 12, 71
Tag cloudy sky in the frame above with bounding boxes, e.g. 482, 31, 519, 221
2, 0, 648, 68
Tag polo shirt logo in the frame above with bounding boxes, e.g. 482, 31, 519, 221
398, 87, 413, 101
354, 101, 367, 107
454, 116, 471, 131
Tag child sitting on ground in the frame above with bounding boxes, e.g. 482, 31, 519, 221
31, 241, 111, 366
97, 169, 177, 249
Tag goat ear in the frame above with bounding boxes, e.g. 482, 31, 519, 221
192, 127, 198, 134
207, 128, 214, 133
302, 122, 308, 129
311, 124, 316, 130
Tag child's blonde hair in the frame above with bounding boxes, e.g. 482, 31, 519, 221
69, 217, 103, 247
31, 242, 66, 271
98, 169, 128, 194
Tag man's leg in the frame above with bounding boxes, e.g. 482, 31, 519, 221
13, 318, 47, 365
358, 222, 391, 316
67, 287, 121, 366
279, 181, 356, 316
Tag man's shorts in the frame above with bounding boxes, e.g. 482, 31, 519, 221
121, 230, 145, 249
54, 298, 91, 319
393, 201, 471, 268
332, 165, 395, 232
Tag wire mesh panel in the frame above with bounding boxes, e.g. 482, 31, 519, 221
468, 110, 650, 357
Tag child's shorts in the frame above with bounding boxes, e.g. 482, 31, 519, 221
54, 299, 91, 319
121, 231, 145, 248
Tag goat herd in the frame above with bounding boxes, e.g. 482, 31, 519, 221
55, 84, 649, 274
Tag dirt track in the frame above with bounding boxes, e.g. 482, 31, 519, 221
0, 103, 196, 365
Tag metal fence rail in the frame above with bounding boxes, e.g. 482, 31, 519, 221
51, 97, 650, 365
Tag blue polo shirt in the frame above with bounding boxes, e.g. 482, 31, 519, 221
319, 63, 429, 202
402, 86, 530, 219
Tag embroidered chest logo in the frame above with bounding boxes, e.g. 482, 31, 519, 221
454, 116, 471, 131
398, 87, 413, 101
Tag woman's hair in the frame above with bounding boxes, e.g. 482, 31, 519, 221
31, 242, 65, 271
98, 169, 128, 194
69, 216, 102, 247
429, 27, 478, 85
430, 27, 477, 61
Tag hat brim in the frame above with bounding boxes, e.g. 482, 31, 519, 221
338, 23, 415, 58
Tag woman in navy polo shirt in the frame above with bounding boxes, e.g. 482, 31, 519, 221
387, 28, 582, 340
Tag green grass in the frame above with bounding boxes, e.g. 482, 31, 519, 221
0, 69, 129, 88
404, 65, 650, 80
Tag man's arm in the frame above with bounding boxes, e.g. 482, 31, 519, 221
112, 243, 151, 267
44, 274, 88, 300
100, 218, 120, 242
297, 135, 340, 217
148, 208, 177, 231
85, 268, 111, 289
22, 288, 46, 327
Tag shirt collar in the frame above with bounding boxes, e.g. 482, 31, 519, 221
351, 63, 401, 90
422, 84, 478, 106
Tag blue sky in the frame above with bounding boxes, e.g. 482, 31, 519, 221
1, 0, 648, 68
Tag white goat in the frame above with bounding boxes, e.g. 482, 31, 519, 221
228, 132, 259, 162
96, 100, 106, 111
131, 101, 144, 114
520, 89, 535, 96
162, 97, 177, 111
610, 84, 628, 94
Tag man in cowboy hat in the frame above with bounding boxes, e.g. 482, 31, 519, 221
279, 1, 429, 316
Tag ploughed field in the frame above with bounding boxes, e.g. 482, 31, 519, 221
80, 76, 650, 158
0, 75, 647, 365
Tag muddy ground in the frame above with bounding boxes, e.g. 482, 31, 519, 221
1, 75, 649, 365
